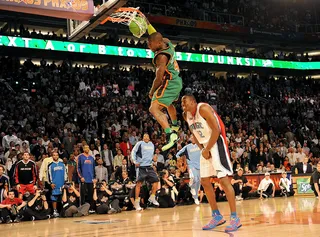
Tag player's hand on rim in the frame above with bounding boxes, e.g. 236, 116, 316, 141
202, 148, 211, 160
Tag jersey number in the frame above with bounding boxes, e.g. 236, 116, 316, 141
197, 130, 205, 138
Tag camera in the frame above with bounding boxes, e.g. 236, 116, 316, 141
95, 182, 103, 189
39, 189, 49, 195
63, 182, 72, 189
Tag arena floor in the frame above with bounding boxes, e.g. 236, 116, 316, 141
3, 197, 320, 237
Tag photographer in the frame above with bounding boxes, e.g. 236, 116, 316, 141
0, 165, 10, 202
61, 183, 89, 217
24, 189, 51, 221
48, 152, 67, 218
0, 190, 26, 223
158, 170, 175, 208
93, 180, 121, 214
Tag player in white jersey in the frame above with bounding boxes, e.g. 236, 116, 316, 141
181, 94, 241, 233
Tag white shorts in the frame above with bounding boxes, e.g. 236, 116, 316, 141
200, 136, 233, 179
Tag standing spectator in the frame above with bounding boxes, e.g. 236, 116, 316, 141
101, 144, 113, 178
231, 168, 253, 200
14, 152, 38, 199
132, 133, 159, 211
129, 131, 139, 146
120, 138, 132, 157
0, 166, 9, 202
31, 139, 46, 161
95, 158, 108, 182
63, 132, 76, 155
154, 148, 165, 170
2, 128, 18, 151
258, 173, 275, 199
113, 150, 124, 170
0, 190, 26, 223
48, 152, 67, 218
77, 145, 96, 209
176, 135, 201, 205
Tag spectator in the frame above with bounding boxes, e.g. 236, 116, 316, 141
0, 166, 9, 202
279, 172, 293, 197
0, 190, 26, 223
95, 158, 108, 182
101, 144, 113, 178
258, 173, 275, 199
231, 168, 253, 200
2, 128, 18, 151
77, 145, 96, 210
295, 157, 313, 174
48, 152, 67, 218
113, 150, 124, 170
61, 183, 89, 217
120, 138, 132, 157
24, 189, 50, 220
15, 152, 37, 199
310, 163, 320, 198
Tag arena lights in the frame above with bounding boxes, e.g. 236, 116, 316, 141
1, 35, 320, 70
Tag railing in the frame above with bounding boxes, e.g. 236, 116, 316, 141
128, 1, 244, 26
297, 24, 320, 33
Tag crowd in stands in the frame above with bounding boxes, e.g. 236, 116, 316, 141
126, 0, 319, 32
0, 56, 319, 222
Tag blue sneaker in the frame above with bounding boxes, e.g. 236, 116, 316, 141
202, 214, 226, 230
225, 216, 242, 232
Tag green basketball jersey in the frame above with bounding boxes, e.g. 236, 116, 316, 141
152, 41, 182, 81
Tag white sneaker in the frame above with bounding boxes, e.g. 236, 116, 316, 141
53, 211, 60, 218
236, 195, 243, 201
148, 195, 159, 206
190, 188, 196, 196
194, 198, 200, 205
135, 201, 142, 211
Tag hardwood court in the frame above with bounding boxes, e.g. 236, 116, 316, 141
2, 197, 320, 237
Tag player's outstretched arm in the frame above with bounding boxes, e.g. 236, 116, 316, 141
149, 54, 168, 98
199, 104, 220, 151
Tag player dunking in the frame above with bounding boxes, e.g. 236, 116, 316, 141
146, 23, 183, 151
181, 94, 241, 233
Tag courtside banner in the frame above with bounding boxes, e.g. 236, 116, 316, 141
147, 15, 248, 34
0, 0, 94, 21
1, 35, 320, 70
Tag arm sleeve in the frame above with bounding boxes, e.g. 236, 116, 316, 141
32, 162, 37, 185
77, 156, 83, 178
131, 142, 141, 164
176, 146, 188, 158
14, 163, 19, 185
147, 24, 157, 35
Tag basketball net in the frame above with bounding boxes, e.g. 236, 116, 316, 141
102, 7, 148, 38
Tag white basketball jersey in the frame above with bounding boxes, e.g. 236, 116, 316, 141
186, 103, 215, 145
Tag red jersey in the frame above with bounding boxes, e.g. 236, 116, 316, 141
1, 198, 23, 205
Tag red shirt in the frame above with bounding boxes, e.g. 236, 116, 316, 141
1, 198, 23, 206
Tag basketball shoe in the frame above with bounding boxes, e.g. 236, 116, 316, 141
202, 214, 226, 230
225, 216, 242, 232
162, 132, 179, 151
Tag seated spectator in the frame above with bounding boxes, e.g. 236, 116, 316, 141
243, 166, 252, 174
0, 190, 26, 223
255, 164, 264, 174
93, 180, 120, 214
61, 183, 89, 217
158, 170, 175, 208
295, 157, 313, 174
231, 168, 253, 200
24, 189, 51, 221
258, 173, 275, 199
279, 172, 293, 197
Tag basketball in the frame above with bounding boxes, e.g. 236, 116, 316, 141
129, 16, 147, 37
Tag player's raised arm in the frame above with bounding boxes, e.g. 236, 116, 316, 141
149, 54, 168, 98
199, 104, 220, 157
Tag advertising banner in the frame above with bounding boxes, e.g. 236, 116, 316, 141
0, 0, 94, 21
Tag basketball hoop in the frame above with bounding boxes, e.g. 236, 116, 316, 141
101, 7, 148, 38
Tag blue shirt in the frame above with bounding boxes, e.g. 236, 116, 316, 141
132, 141, 155, 167
176, 143, 201, 169
77, 154, 95, 183
48, 161, 66, 195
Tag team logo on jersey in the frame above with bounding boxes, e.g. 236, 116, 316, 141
189, 122, 204, 130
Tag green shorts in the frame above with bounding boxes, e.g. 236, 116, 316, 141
152, 78, 183, 107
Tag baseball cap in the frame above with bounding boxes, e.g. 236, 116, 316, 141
265, 172, 270, 176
